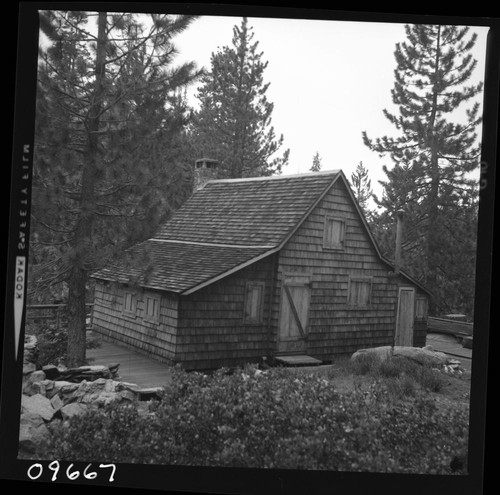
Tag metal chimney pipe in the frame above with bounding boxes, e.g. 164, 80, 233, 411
394, 209, 404, 274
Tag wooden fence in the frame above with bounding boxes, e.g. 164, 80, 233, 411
26, 304, 93, 330
427, 316, 473, 338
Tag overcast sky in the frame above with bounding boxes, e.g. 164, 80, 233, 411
172, 14, 489, 201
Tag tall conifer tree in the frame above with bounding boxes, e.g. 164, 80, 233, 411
363, 24, 482, 314
190, 17, 289, 178
350, 161, 373, 216
310, 152, 322, 172
32, 11, 201, 365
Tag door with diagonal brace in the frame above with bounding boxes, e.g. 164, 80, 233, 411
277, 274, 311, 353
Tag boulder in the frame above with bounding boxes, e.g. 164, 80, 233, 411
23, 362, 36, 375
78, 377, 108, 393
57, 381, 79, 393
60, 402, 88, 420
57, 365, 114, 383
351, 346, 393, 363
28, 370, 47, 383
107, 363, 120, 376
42, 379, 55, 394
104, 380, 122, 393
50, 393, 64, 412
118, 389, 137, 402
393, 346, 448, 366
42, 365, 60, 380
28, 381, 48, 397
21, 394, 55, 422
351, 345, 450, 368
19, 412, 51, 456
23, 371, 49, 396
78, 392, 102, 404
52, 381, 80, 404
24, 334, 38, 350
93, 391, 122, 407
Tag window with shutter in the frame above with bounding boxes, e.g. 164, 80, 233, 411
348, 277, 372, 307
323, 217, 345, 249
244, 281, 265, 324
122, 291, 137, 317
144, 294, 161, 323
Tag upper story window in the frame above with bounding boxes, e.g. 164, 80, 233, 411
323, 217, 345, 250
348, 276, 372, 307
244, 281, 265, 324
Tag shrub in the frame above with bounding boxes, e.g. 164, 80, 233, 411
349, 351, 382, 375
27, 323, 68, 366
49, 365, 469, 473
351, 353, 445, 396
418, 367, 445, 392
26, 322, 101, 367
50, 402, 158, 463
385, 374, 416, 398
378, 355, 411, 378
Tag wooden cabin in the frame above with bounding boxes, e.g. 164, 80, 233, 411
90, 170, 430, 371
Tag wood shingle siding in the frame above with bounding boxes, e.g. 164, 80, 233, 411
274, 179, 421, 360
92, 281, 178, 364
175, 256, 275, 370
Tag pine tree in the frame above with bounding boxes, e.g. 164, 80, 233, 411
350, 161, 373, 215
310, 152, 322, 172
31, 11, 201, 365
362, 24, 482, 314
189, 17, 289, 178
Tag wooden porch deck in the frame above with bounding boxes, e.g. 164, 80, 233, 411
86, 332, 174, 388
426, 332, 472, 371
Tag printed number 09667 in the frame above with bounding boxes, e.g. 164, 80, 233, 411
27, 461, 116, 482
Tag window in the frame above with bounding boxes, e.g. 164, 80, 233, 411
415, 296, 428, 320
244, 281, 265, 324
122, 291, 136, 316
348, 277, 372, 307
323, 217, 345, 249
144, 294, 161, 323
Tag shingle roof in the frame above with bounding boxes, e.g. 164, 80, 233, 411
153, 171, 341, 246
91, 171, 341, 293
92, 240, 271, 293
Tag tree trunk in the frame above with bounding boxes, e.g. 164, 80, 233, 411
426, 25, 442, 315
66, 12, 107, 367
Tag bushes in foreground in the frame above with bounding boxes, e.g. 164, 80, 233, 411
350, 352, 445, 396
50, 365, 469, 473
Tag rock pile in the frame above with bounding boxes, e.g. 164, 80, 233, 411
19, 334, 164, 459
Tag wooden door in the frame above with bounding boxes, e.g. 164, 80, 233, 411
395, 287, 415, 346
277, 274, 311, 354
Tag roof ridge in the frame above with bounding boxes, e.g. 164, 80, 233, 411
206, 169, 341, 185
